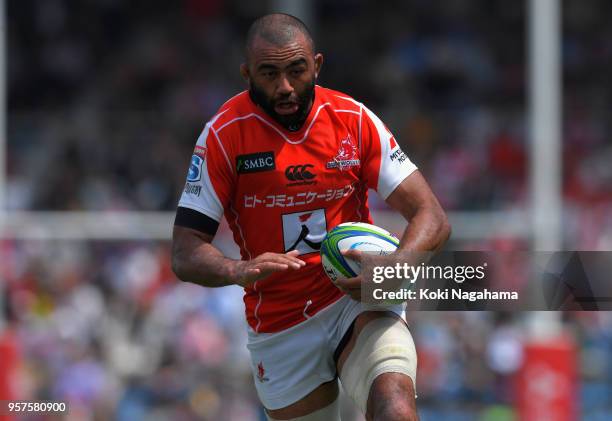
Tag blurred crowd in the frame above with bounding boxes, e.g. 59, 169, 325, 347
7, 0, 612, 246
2, 240, 612, 420
1, 240, 258, 420
4, 0, 612, 420
11, 0, 526, 212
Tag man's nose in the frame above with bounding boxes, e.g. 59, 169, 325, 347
276, 74, 294, 95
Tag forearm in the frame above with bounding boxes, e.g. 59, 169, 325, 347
385, 172, 451, 252
397, 205, 451, 252
172, 232, 240, 287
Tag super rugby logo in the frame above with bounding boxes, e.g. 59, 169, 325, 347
326, 134, 360, 170
236, 151, 275, 174
187, 155, 203, 182
187, 145, 208, 182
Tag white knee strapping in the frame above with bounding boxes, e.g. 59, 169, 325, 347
339, 317, 417, 415
265, 397, 340, 421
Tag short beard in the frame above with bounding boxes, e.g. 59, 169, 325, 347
249, 80, 315, 132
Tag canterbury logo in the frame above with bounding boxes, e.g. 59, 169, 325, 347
285, 164, 316, 181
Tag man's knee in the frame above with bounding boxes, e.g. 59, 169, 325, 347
367, 373, 418, 421
338, 315, 417, 415
372, 401, 417, 421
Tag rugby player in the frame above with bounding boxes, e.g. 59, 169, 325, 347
172, 13, 450, 421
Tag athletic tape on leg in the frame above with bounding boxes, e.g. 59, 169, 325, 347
265, 397, 340, 421
339, 317, 417, 415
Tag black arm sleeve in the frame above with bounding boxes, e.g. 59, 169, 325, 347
174, 206, 220, 236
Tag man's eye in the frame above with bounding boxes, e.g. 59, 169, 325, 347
262, 71, 277, 78
291, 68, 305, 76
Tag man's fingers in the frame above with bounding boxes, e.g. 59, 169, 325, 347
334, 276, 362, 290
283, 250, 307, 267
237, 252, 307, 286
267, 256, 304, 270
284, 256, 306, 268
235, 251, 309, 287
259, 252, 305, 269
334, 276, 364, 300
340, 249, 362, 261
254, 262, 290, 273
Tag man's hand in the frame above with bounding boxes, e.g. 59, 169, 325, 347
334, 249, 430, 301
334, 249, 365, 300
334, 249, 404, 301
232, 250, 306, 287
172, 226, 306, 288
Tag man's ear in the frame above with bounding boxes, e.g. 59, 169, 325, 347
240, 63, 250, 84
313, 53, 323, 79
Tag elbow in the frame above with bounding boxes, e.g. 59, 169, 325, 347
171, 252, 188, 283
171, 249, 215, 287
171, 256, 183, 281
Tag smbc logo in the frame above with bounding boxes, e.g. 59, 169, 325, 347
285, 164, 316, 181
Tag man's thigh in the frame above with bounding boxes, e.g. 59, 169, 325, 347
265, 379, 338, 419
336, 311, 418, 418
247, 299, 356, 418
247, 321, 336, 412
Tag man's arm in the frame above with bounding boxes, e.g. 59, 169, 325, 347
172, 225, 306, 288
335, 171, 450, 299
385, 170, 451, 252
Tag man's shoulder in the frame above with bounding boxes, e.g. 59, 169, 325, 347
207, 90, 255, 132
316, 85, 363, 112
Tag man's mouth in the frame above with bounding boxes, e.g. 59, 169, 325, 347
274, 101, 299, 115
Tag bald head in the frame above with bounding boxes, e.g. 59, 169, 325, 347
245, 13, 314, 62
240, 13, 322, 131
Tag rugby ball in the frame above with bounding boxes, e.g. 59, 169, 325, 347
320, 222, 400, 282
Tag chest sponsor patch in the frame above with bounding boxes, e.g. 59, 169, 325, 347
236, 151, 275, 174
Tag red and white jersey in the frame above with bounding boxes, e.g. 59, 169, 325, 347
178, 85, 417, 333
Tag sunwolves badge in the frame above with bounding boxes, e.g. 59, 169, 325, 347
326, 134, 360, 170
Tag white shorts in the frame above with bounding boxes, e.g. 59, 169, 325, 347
247, 296, 406, 410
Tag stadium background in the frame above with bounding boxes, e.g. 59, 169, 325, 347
1, 0, 612, 420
